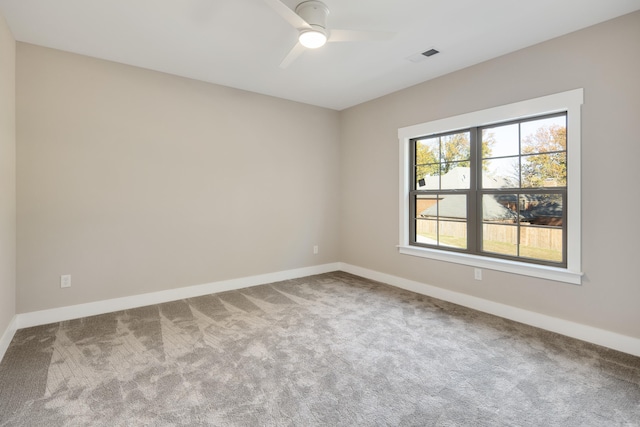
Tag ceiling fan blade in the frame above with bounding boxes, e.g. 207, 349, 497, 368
279, 42, 306, 69
328, 29, 395, 43
263, 0, 311, 29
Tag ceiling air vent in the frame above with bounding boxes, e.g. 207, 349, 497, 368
407, 48, 440, 63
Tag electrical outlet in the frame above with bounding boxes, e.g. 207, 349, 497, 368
61, 274, 71, 288
474, 268, 482, 281
313, 245, 319, 255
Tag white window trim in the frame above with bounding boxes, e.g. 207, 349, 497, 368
398, 89, 584, 285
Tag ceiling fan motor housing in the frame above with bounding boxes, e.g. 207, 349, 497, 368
295, 1, 329, 30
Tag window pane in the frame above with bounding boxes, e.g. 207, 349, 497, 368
417, 163, 472, 190
482, 194, 519, 223
520, 194, 563, 227
441, 132, 470, 163
436, 195, 467, 249
482, 123, 519, 159
482, 157, 520, 188
415, 219, 438, 245
482, 223, 517, 256
436, 194, 467, 220
441, 163, 470, 189
438, 220, 467, 249
417, 196, 442, 219
519, 225, 563, 263
415, 195, 467, 249
415, 195, 438, 218
521, 116, 567, 155
415, 137, 440, 189
521, 153, 566, 188
416, 164, 439, 189
416, 137, 440, 163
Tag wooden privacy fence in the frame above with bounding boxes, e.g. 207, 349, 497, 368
416, 220, 562, 251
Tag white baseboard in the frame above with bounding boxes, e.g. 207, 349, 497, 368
339, 263, 640, 358
0, 315, 18, 363
6, 261, 639, 360
16, 263, 341, 330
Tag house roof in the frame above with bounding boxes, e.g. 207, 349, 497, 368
419, 167, 470, 190
418, 167, 514, 190
420, 195, 518, 222
521, 202, 563, 220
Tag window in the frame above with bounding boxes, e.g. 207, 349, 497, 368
398, 90, 583, 284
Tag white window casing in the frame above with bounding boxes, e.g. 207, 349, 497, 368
398, 89, 584, 285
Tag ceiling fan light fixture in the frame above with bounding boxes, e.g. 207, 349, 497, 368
299, 29, 327, 49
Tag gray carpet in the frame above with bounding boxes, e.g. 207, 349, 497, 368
1, 272, 639, 426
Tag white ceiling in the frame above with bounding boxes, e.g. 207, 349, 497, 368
1, 0, 639, 110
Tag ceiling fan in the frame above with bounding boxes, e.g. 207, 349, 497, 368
263, 0, 394, 68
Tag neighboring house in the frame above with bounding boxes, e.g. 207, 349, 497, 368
494, 194, 564, 226
521, 201, 563, 226
418, 166, 471, 190
416, 167, 471, 215
417, 167, 562, 224
419, 193, 519, 222
418, 166, 513, 191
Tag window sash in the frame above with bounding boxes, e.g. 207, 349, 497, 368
398, 89, 583, 284
409, 114, 568, 268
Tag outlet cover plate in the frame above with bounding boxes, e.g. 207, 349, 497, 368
61, 274, 71, 288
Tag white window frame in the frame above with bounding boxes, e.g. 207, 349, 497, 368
398, 89, 583, 285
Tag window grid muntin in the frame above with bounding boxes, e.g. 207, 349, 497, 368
410, 112, 567, 268
477, 188, 566, 266
414, 129, 471, 191
411, 192, 470, 252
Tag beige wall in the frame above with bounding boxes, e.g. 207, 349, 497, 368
339, 11, 640, 338
16, 44, 340, 312
12, 11, 640, 342
0, 12, 16, 333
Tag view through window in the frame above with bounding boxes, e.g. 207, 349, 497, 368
410, 113, 567, 267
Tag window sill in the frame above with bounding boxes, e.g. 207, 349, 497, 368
397, 245, 582, 285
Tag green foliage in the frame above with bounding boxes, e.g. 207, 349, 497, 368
440, 133, 470, 174
481, 132, 495, 162
415, 131, 495, 184
415, 140, 439, 179
521, 125, 566, 187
